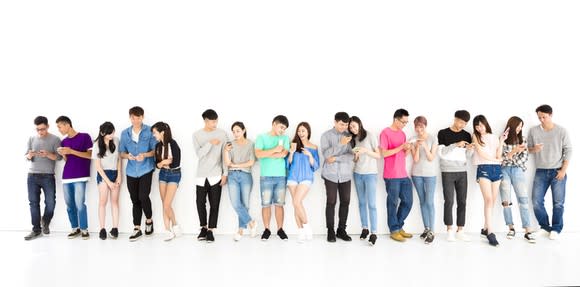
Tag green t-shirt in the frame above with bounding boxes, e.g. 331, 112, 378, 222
255, 132, 290, 176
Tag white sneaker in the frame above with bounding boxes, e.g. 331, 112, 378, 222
549, 231, 559, 240
297, 228, 305, 243
446, 230, 456, 242
248, 220, 258, 238
233, 232, 242, 241
172, 224, 182, 237
163, 230, 175, 242
456, 230, 471, 242
303, 223, 313, 240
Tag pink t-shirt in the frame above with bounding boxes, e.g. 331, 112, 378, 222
379, 127, 408, 179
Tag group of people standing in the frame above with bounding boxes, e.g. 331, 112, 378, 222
24, 105, 571, 247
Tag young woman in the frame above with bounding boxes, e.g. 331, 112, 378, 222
499, 116, 535, 243
287, 122, 319, 243
409, 116, 438, 244
349, 116, 380, 246
151, 122, 182, 241
92, 122, 121, 240
224, 121, 258, 241
472, 115, 505, 247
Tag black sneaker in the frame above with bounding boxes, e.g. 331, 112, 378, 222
24, 231, 42, 241
81, 230, 90, 240
277, 228, 288, 241
420, 229, 429, 240
41, 219, 50, 235
425, 231, 435, 244
68, 228, 81, 239
261, 229, 271, 241
486, 233, 499, 246
109, 228, 119, 239
480, 228, 488, 239
206, 230, 215, 242
360, 229, 369, 240
197, 227, 208, 241
129, 228, 143, 241
99, 228, 107, 240
336, 228, 352, 241
368, 234, 377, 246
507, 228, 516, 239
145, 220, 154, 236
327, 228, 336, 242
524, 232, 536, 244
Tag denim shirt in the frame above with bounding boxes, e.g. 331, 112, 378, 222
119, 124, 157, 177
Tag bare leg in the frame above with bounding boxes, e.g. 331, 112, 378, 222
98, 183, 110, 229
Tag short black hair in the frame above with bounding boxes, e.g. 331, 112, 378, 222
272, 115, 289, 127
202, 109, 218, 120
454, 110, 471, 122
34, 116, 48, 126
56, 116, 72, 127
129, 106, 144, 117
334, 112, 350, 123
536, 104, 553, 115
393, 108, 409, 119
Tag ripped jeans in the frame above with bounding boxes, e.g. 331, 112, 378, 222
499, 166, 531, 228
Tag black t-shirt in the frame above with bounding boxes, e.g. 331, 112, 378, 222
437, 127, 471, 147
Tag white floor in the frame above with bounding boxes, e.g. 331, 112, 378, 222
4, 230, 579, 287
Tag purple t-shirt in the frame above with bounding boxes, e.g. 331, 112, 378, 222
61, 132, 93, 180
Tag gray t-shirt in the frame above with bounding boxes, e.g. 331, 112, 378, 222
528, 124, 572, 169
411, 134, 438, 177
228, 139, 256, 173
353, 132, 378, 175
91, 137, 120, 170
27, 133, 62, 174
193, 128, 228, 178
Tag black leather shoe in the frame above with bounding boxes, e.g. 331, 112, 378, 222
327, 228, 336, 242
336, 228, 352, 241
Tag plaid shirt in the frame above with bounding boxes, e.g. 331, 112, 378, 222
501, 138, 529, 171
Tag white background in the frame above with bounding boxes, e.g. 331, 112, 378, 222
1, 0, 578, 235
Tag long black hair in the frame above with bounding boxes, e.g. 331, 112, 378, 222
151, 121, 173, 162
473, 115, 492, 146
95, 122, 116, 158
348, 116, 367, 148
292, 122, 311, 153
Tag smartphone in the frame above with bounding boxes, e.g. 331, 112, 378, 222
278, 139, 284, 146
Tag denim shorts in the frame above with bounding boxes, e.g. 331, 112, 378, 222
476, 164, 503, 182
287, 180, 312, 187
96, 170, 118, 184
260, 176, 287, 207
159, 168, 181, 185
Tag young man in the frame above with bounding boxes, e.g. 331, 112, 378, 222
193, 109, 228, 242
255, 115, 290, 241
119, 106, 157, 241
24, 116, 62, 240
56, 116, 93, 240
437, 110, 473, 242
320, 112, 354, 242
380, 109, 413, 242
528, 104, 572, 240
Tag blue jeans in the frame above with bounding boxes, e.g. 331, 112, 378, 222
228, 170, 253, 228
260, 176, 286, 207
158, 168, 181, 185
354, 173, 377, 233
27, 173, 56, 232
384, 177, 413, 232
500, 166, 531, 228
532, 168, 567, 233
411, 176, 436, 230
62, 181, 88, 230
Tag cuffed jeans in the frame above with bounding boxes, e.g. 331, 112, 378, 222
62, 181, 88, 230
532, 168, 567, 233
354, 173, 377, 233
228, 170, 253, 228
499, 166, 531, 228
384, 177, 413, 232
412, 176, 436, 230
27, 173, 56, 233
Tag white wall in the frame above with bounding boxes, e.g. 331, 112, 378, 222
1, 1, 578, 235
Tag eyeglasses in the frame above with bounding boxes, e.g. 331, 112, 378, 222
36, 128, 47, 132
397, 119, 409, 125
